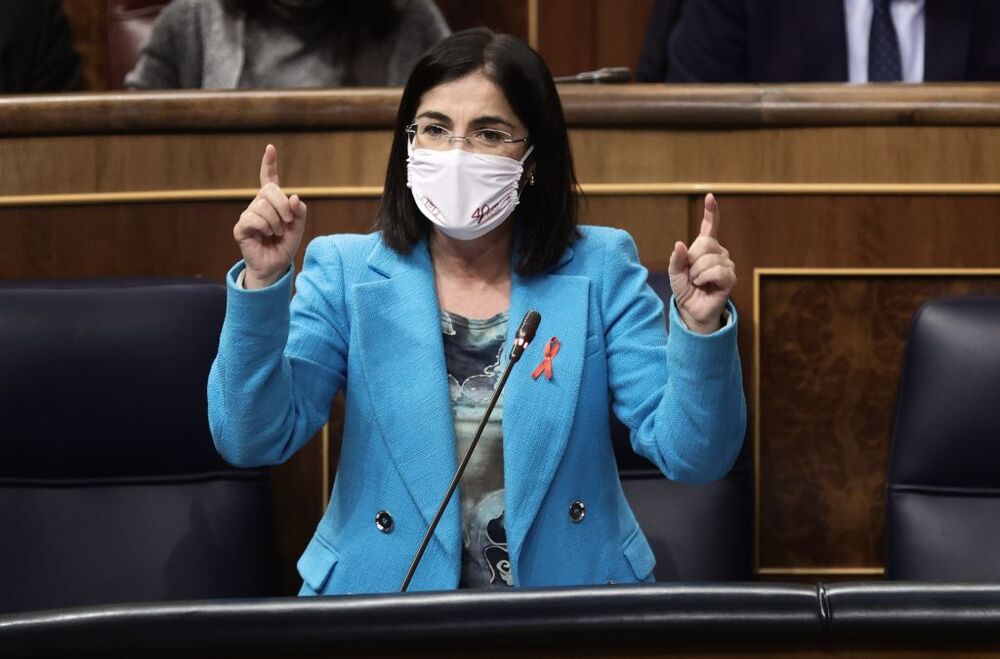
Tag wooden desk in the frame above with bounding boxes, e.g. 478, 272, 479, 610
2, 85, 998, 588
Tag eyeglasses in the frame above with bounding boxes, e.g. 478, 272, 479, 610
405, 121, 529, 153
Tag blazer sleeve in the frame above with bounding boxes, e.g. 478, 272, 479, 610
637, 0, 682, 82
667, 0, 750, 82
208, 238, 349, 467
601, 229, 747, 483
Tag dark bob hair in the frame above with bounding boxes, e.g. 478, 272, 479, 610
375, 28, 580, 275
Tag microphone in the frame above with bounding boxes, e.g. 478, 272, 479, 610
400, 309, 541, 592
509, 310, 541, 362
553, 66, 632, 84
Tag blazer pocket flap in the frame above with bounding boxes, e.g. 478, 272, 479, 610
623, 528, 656, 580
297, 534, 340, 592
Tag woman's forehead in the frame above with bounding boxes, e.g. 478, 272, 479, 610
416, 72, 520, 126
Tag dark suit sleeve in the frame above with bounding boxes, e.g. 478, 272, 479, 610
0, 0, 82, 93
667, 0, 750, 82
30, 0, 81, 92
967, 0, 1000, 80
637, 0, 682, 82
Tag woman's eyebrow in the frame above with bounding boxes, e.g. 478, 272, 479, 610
415, 110, 452, 124
470, 115, 516, 129
415, 110, 517, 130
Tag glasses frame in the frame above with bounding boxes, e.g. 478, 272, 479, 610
405, 121, 530, 152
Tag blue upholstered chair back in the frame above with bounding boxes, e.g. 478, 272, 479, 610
0, 279, 275, 613
886, 296, 1000, 580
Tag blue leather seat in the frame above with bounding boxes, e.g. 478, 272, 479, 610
886, 296, 1000, 580
0, 279, 275, 613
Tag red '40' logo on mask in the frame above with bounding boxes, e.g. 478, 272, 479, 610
471, 203, 496, 225
471, 197, 512, 225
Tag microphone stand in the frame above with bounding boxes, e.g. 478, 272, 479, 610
400, 310, 540, 592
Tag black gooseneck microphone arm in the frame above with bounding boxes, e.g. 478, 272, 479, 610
400, 310, 541, 592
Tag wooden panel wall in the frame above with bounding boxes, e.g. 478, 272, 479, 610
62, 0, 655, 90
757, 272, 1000, 573
4, 87, 1000, 587
536, 0, 656, 77
62, 1, 110, 91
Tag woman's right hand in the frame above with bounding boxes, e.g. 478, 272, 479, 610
234, 144, 308, 289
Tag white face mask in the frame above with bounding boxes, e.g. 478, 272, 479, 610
406, 141, 534, 241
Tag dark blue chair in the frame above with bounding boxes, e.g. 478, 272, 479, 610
886, 296, 1000, 580
0, 279, 276, 613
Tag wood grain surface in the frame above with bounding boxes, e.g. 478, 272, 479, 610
9, 85, 1000, 136
6, 121, 1000, 200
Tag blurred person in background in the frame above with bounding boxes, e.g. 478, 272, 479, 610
639, 0, 1000, 83
0, 0, 81, 93
125, 0, 450, 89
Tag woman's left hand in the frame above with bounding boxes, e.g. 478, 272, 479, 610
668, 193, 737, 335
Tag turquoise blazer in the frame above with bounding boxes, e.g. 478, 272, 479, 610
208, 226, 746, 595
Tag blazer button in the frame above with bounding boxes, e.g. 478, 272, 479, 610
569, 500, 586, 523
375, 510, 394, 533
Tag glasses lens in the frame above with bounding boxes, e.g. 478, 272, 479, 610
414, 122, 450, 149
410, 121, 524, 152
470, 129, 512, 151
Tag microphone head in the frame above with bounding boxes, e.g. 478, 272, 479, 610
518, 310, 541, 342
594, 66, 632, 82
510, 309, 541, 361
554, 66, 632, 84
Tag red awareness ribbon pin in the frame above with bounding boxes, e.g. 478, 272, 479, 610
531, 337, 561, 380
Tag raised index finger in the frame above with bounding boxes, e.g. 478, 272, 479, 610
699, 193, 721, 239
259, 144, 279, 188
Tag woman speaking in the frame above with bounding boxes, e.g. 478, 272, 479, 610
208, 28, 746, 594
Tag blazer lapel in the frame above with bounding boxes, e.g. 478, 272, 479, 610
924, 0, 974, 81
353, 240, 461, 560
502, 247, 590, 567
